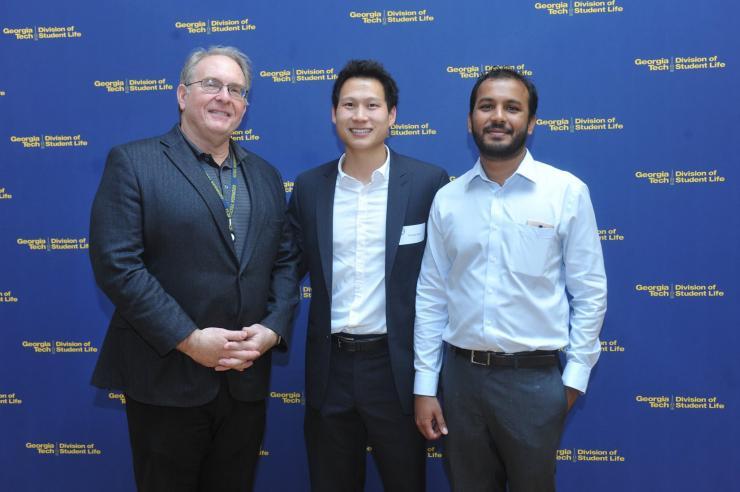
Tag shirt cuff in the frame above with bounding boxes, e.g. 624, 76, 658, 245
561, 361, 592, 394
413, 371, 439, 396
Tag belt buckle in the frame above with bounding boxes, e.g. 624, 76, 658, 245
470, 350, 491, 366
336, 336, 356, 352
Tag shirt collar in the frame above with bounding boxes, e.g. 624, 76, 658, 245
177, 125, 237, 169
464, 149, 537, 189
337, 145, 391, 183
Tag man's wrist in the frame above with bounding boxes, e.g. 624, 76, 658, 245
176, 329, 198, 355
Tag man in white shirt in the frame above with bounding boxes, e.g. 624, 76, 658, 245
288, 60, 448, 491
413, 68, 607, 492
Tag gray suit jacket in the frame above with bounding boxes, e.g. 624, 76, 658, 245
90, 125, 299, 406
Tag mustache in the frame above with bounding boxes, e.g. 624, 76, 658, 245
483, 122, 511, 133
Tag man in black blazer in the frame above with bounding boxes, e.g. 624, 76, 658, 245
89, 46, 298, 491
288, 60, 448, 491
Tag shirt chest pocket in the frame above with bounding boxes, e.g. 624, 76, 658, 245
502, 223, 557, 277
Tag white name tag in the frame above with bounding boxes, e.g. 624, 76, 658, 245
399, 223, 425, 245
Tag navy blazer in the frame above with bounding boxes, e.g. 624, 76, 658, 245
90, 126, 299, 406
288, 151, 448, 414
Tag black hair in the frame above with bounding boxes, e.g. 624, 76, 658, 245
332, 59, 399, 110
469, 67, 538, 118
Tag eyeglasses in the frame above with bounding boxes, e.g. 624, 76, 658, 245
185, 77, 248, 100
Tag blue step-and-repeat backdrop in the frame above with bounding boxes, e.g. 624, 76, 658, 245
1, 1, 738, 490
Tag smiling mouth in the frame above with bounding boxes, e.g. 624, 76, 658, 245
208, 109, 231, 118
350, 128, 372, 136
484, 127, 510, 136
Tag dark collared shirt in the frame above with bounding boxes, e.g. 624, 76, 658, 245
178, 127, 252, 262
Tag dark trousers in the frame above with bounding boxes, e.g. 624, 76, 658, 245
125, 383, 266, 492
442, 347, 568, 492
304, 338, 426, 492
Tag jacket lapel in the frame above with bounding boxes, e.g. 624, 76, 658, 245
160, 126, 238, 262
316, 163, 338, 298
238, 150, 264, 273
385, 152, 410, 280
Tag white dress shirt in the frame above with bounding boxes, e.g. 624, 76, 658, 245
414, 150, 607, 395
331, 147, 390, 334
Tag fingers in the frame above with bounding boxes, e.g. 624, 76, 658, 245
217, 350, 259, 366
220, 349, 261, 362
414, 396, 448, 440
565, 387, 580, 412
215, 360, 254, 372
415, 417, 439, 440
223, 340, 260, 351
222, 329, 250, 341
432, 407, 448, 437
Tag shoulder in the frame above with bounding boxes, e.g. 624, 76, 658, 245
236, 146, 284, 183
391, 151, 447, 177
434, 165, 474, 200
111, 132, 166, 157
106, 127, 180, 166
294, 159, 339, 187
530, 158, 588, 192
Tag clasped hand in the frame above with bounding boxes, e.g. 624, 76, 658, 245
177, 324, 279, 372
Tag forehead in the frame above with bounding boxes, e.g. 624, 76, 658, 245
475, 78, 529, 104
338, 77, 385, 100
193, 55, 245, 84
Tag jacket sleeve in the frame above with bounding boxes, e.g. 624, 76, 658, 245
89, 145, 197, 356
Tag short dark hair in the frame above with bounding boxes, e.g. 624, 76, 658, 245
469, 67, 538, 119
332, 59, 399, 110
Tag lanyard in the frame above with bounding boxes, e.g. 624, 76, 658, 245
205, 153, 238, 241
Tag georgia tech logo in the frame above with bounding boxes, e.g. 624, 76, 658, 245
634, 55, 726, 72
22, 340, 99, 353
25, 442, 102, 455
10, 135, 88, 149
269, 391, 303, 404
534, 1, 623, 15
557, 448, 625, 462
446, 64, 534, 79
634, 169, 726, 185
94, 79, 174, 93
536, 117, 624, 132
175, 18, 256, 34
2, 25, 82, 40
634, 283, 725, 298
636, 395, 726, 410
349, 9, 435, 24
259, 68, 337, 83
17, 237, 89, 251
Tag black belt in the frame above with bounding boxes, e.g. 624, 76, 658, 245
451, 345, 559, 368
332, 334, 387, 353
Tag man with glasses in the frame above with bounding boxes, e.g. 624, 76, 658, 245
90, 46, 298, 491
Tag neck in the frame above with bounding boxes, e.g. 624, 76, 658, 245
342, 146, 388, 184
180, 123, 230, 165
480, 147, 527, 185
